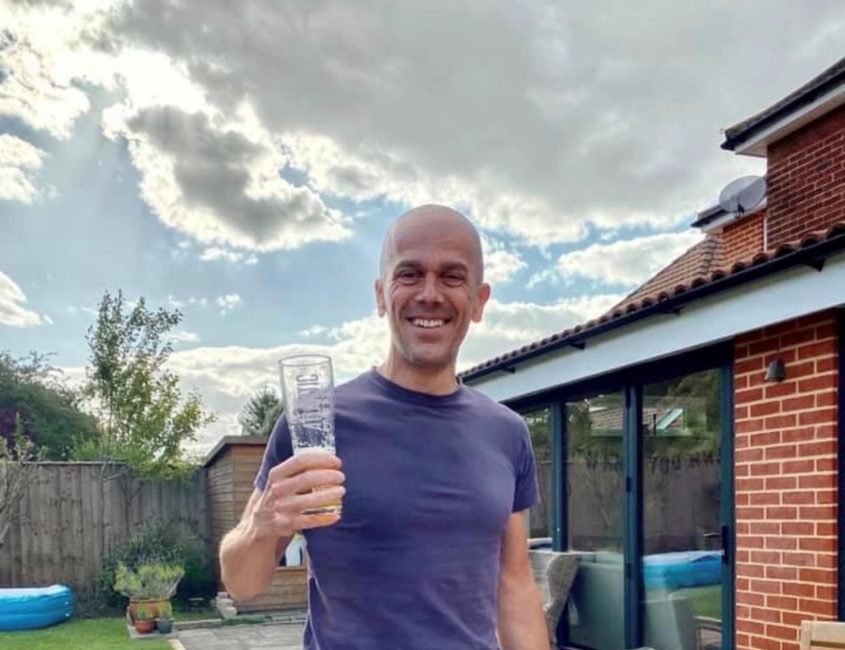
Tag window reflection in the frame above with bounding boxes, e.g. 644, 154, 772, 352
523, 407, 552, 539
566, 392, 625, 650
642, 368, 722, 650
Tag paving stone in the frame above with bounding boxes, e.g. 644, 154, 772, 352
178, 622, 305, 650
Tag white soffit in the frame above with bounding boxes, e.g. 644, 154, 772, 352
467, 251, 845, 403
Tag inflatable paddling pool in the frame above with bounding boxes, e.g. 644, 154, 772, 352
0, 585, 74, 631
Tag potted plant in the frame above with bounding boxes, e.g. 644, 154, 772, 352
114, 561, 184, 628
132, 601, 156, 634
155, 613, 174, 634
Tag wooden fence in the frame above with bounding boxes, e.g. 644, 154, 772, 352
0, 462, 210, 605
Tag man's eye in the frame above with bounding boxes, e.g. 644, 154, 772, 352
397, 271, 419, 282
444, 274, 465, 286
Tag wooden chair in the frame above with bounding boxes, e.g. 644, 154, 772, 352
800, 620, 845, 650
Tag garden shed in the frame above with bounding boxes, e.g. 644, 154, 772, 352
204, 436, 307, 612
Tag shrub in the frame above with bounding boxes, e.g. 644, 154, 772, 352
97, 519, 215, 609
114, 562, 184, 600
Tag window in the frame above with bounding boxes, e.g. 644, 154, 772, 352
523, 407, 552, 539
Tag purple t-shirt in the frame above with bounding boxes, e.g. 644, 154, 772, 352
254, 369, 539, 650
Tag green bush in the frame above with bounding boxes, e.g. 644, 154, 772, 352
114, 562, 184, 600
97, 520, 215, 609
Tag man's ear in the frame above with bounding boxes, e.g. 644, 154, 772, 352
471, 282, 491, 323
375, 278, 386, 317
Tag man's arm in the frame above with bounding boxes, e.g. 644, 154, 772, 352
497, 511, 550, 650
219, 453, 345, 600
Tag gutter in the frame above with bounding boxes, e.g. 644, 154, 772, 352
461, 231, 845, 383
721, 67, 845, 151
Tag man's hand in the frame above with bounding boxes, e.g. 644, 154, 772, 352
252, 452, 346, 539
219, 452, 345, 600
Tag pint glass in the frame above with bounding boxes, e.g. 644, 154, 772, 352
279, 354, 341, 516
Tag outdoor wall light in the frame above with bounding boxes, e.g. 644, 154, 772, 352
765, 358, 787, 383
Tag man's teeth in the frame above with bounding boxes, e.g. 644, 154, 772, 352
412, 318, 445, 328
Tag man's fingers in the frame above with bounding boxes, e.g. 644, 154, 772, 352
292, 512, 342, 530
267, 452, 342, 484
276, 469, 344, 497
283, 486, 345, 513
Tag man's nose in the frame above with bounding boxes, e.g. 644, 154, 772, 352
416, 273, 443, 303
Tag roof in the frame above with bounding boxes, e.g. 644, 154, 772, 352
691, 198, 767, 230
460, 221, 845, 383
722, 56, 845, 151
202, 435, 268, 468
610, 235, 724, 315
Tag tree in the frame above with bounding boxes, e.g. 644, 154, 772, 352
0, 351, 98, 459
239, 386, 282, 437
77, 290, 213, 481
0, 418, 40, 549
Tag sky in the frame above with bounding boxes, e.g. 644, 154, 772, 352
1, 0, 843, 455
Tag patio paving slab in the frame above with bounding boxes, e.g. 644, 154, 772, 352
174, 621, 304, 650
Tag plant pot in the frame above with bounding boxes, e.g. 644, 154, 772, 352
156, 617, 174, 634
128, 598, 171, 622
134, 619, 155, 634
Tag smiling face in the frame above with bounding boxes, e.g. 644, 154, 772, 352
375, 206, 491, 377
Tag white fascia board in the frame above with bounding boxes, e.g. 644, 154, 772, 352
736, 84, 845, 157
699, 200, 767, 235
467, 251, 845, 403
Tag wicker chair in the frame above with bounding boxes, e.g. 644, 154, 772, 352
529, 549, 580, 647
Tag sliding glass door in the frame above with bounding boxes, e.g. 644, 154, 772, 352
519, 350, 733, 650
565, 391, 626, 650
641, 369, 725, 650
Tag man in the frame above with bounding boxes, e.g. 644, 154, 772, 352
220, 205, 549, 650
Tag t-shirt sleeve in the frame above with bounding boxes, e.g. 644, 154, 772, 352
513, 419, 540, 512
254, 413, 294, 492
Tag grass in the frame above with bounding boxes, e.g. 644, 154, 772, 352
676, 584, 722, 620
0, 607, 220, 650
0, 617, 173, 650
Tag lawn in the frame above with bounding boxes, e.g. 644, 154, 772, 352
0, 617, 173, 650
676, 584, 721, 620
0, 608, 220, 650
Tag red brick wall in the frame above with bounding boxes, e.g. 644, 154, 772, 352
734, 311, 840, 650
766, 104, 845, 249
723, 211, 767, 263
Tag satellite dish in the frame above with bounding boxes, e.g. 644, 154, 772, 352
718, 175, 766, 216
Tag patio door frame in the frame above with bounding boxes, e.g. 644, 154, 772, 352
512, 342, 735, 649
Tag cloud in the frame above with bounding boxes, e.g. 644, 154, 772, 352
0, 270, 51, 327
66, 305, 98, 318
199, 247, 258, 265
459, 294, 623, 368
215, 293, 242, 314
167, 294, 209, 309
0, 2, 113, 138
163, 293, 620, 452
165, 330, 200, 344
101, 104, 353, 251
481, 235, 526, 284
0, 134, 46, 203
299, 325, 329, 338
534, 231, 703, 288
5, 1, 840, 247
98, 0, 840, 243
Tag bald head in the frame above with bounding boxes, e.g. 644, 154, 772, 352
379, 205, 484, 283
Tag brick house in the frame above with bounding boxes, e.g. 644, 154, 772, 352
462, 57, 845, 650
